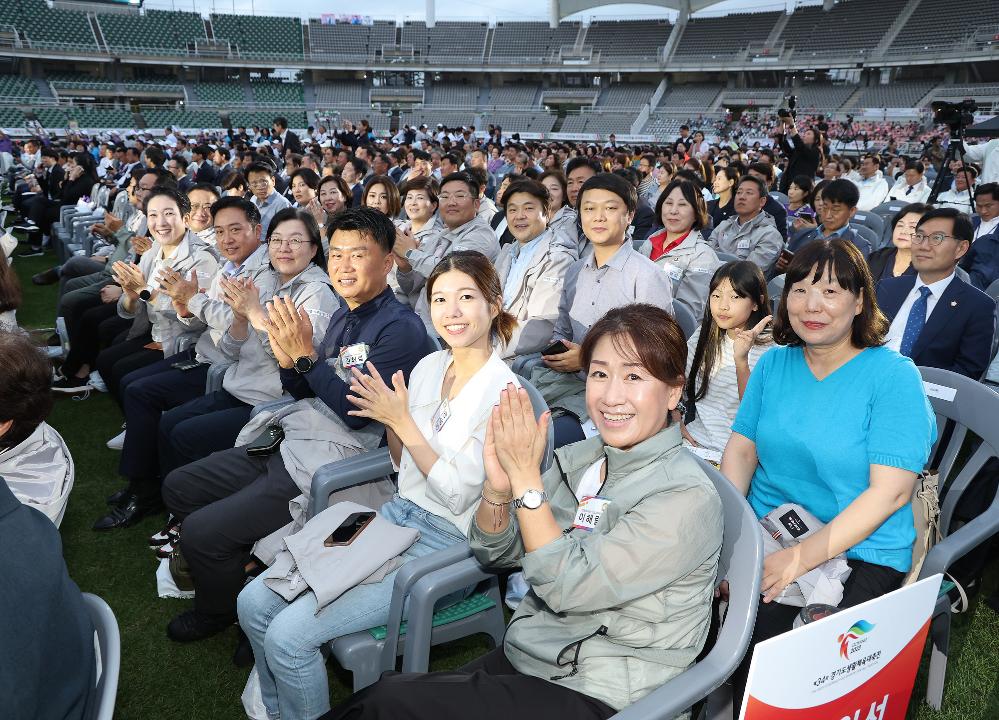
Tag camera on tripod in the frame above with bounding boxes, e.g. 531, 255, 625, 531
777, 95, 797, 121
932, 99, 977, 135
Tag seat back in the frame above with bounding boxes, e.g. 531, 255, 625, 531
850, 222, 879, 252
611, 458, 763, 719
519, 376, 555, 473
985, 278, 999, 305
82, 593, 120, 720
917, 367, 999, 544
672, 300, 699, 341
769, 191, 789, 206
873, 201, 908, 222
852, 210, 885, 239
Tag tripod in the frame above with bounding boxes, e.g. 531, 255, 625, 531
927, 125, 976, 210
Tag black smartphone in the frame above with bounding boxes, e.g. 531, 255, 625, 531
324, 511, 376, 547
542, 340, 570, 356
170, 359, 203, 372
245, 425, 284, 457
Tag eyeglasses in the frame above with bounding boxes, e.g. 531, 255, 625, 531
268, 237, 310, 248
189, 203, 213, 213
911, 232, 956, 246
438, 192, 472, 202
248, 179, 272, 188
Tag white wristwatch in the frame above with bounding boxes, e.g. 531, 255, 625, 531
512, 488, 548, 510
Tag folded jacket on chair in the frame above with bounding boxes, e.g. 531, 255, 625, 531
263, 501, 420, 613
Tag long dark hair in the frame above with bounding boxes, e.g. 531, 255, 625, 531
684, 261, 769, 422
426, 250, 516, 346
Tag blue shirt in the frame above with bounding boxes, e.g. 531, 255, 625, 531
732, 345, 935, 572
280, 286, 431, 430
502, 232, 545, 307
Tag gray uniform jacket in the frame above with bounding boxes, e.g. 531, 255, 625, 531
117, 232, 220, 355
218, 264, 338, 406
709, 211, 783, 273
388, 214, 442, 309
178, 243, 271, 365
396, 214, 500, 331
495, 229, 576, 361
469, 425, 723, 711
548, 205, 583, 261
639, 229, 722, 322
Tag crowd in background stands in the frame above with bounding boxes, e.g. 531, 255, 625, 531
1, 107, 999, 720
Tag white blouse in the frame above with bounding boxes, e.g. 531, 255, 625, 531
396, 349, 520, 535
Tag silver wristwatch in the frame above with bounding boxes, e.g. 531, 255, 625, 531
512, 488, 548, 510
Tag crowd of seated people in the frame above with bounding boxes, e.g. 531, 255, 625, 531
1, 106, 998, 719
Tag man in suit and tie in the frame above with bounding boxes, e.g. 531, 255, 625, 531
272, 116, 303, 155
191, 145, 218, 186
959, 183, 999, 292
877, 207, 996, 379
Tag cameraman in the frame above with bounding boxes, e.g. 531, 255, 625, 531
961, 137, 999, 185
775, 111, 822, 194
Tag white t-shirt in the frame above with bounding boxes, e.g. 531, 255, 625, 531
576, 459, 605, 500
684, 329, 770, 455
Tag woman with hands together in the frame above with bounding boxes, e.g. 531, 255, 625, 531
237, 251, 521, 720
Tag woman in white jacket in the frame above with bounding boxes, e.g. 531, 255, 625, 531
237, 250, 522, 720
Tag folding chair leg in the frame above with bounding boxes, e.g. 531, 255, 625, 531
926, 610, 951, 710
482, 579, 508, 648
704, 682, 734, 720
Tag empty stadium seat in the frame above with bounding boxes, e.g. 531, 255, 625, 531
584, 19, 671, 58
194, 81, 247, 105
778, 0, 907, 56
673, 11, 781, 59
251, 81, 305, 107
97, 9, 205, 53
211, 13, 303, 59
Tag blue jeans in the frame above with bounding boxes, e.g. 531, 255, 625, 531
236, 495, 468, 720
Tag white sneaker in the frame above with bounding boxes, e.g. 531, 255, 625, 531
88, 371, 108, 393
45, 345, 65, 359
106, 429, 126, 450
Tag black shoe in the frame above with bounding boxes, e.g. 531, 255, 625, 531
51, 376, 91, 394
32, 267, 59, 285
105, 486, 131, 507
14, 247, 43, 258
92, 495, 162, 530
12, 222, 36, 232
167, 610, 234, 642
232, 628, 255, 668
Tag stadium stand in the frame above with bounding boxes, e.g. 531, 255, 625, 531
672, 11, 781, 58
210, 13, 303, 59
96, 9, 205, 53
852, 82, 937, 109
598, 84, 656, 110
307, 20, 369, 59
425, 22, 488, 60
584, 19, 672, 58
426, 82, 478, 108
399, 110, 475, 130
228, 109, 307, 129
122, 78, 185, 94
480, 111, 556, 133
314, 81, 368, 108
489, 21, 580, 61
250, 80, 305, 107
139, 106, 223, 130
0, 106, 25, 127
64, 107, 135, 129
791, 84, 859, 113
0, 0, 97, 49
657, 84, 722, 110
48, 73, 116, 93
193, 81, 247, 105
887, 0, 999, 54
0, 73, 39, 101
484, 85, 540, 108
777, 0, 908, 56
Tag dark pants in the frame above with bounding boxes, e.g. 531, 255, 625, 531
157, 389, 253, 477
731, 559, 905, 708
58, 256, 107, 296
94, 334, 162, 406
62, 302, 126, 378
118, 352, 210, 503
162, 446, 300, 618
323, 647, 617, 720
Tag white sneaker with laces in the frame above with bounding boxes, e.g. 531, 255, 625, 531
106, 429, 126, 450
88, 371, 108, 393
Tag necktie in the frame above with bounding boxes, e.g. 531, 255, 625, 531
899, 286, 931, 358
905, 186, 913, 196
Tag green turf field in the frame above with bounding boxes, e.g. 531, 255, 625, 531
8, 237, 997, 719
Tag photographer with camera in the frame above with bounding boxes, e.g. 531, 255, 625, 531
775, 98, 822, 194
961, 138, 999, 186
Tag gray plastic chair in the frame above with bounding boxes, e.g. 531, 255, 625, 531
308, 378, 554, 690
850, 222, 879, 253
851, 210, 885, 240
672, 299, 699, 340
767, 274, 785, 315
408, 456, 764, 720
82, 593, 121, 720
769, 191, 789, 206
205, 361, 233, 393
872, 200, 908, 223
985, 278, 999, 305
915, 366, 999, 710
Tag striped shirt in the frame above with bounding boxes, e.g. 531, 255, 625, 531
684, 328, 771, 456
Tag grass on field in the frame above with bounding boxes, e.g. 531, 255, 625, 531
8, 237, 998, 719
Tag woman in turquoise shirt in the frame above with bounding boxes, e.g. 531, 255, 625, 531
721, 238, 936, 704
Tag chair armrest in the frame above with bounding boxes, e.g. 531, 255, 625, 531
610, 660, 731, 720
205, 362, 232, 394
381, 543, 474, 671
511, 352, 543, 379
919, 501, 999, 581
308, 447, 394, 519
250, 396, 294, 419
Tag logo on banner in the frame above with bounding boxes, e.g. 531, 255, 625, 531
838, 620, 876, 659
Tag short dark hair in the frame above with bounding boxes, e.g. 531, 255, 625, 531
735, 174, 768, 199
245, 161, 275, 179
577, 172, 637, 214
273, 116, 288, 130
502, 178, 550, 213
538, 169, 568, 208
188, 182, 221, 201
145, 146, 166, 166
223, 172, 246, 192
465, 166, 489, 195
0, 332, 53, 450
346, 157, 369, 177
565, 156, 602, 177
820, 178, 860, 209
916, 207, 974, 244
362, 175, 402, 218
974, 182, 998, 202
400, 176, 439, 206
890, 202, 928, 232
773, 239, 887, 348
210, 195, 261, 226
144, 184, 191, 215
266, 207, 326, 268
655, 178, 709, 231
289, 167, 320, 191
747, 161, 774, 183
440, 171, 480, 198
170, 154, 189, 171
904, 160, 925, 175
216, 147, 231, 161
580, 304, 686, 388
325, 206, 396, 254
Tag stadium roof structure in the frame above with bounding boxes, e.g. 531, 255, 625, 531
554, 0, 728, 21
